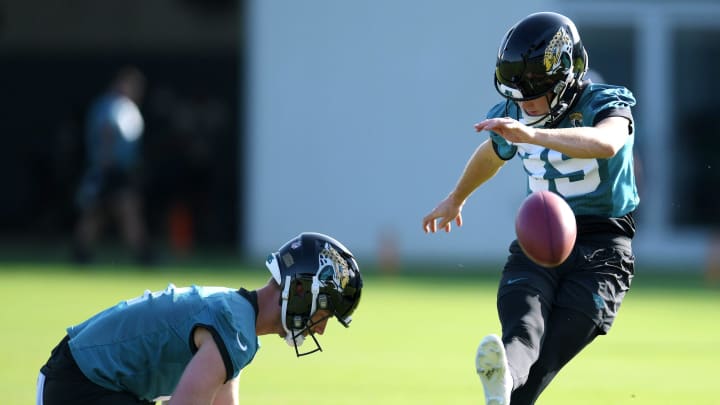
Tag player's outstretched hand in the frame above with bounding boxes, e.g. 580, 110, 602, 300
475, 117, 535, 144
422, 196, 463, 233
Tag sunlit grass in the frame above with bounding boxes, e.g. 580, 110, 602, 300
2, 264, 718, 404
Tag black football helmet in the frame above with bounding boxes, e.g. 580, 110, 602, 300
494, 12, 588, 126
265, 232, 363, 356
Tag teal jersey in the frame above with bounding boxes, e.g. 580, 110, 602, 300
67, 284, 259, 402
487, 84, 639, 217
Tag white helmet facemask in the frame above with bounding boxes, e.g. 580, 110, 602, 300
277, 263, 331, 357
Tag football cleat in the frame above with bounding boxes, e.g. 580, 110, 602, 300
476, 334, 512, 405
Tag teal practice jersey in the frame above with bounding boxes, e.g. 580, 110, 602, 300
487, 84, 639, 217
67, 284, 259, 402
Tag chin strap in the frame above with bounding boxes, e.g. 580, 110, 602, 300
546, 71, 588, 127
517, 77, 580, 128
547, 79, 572, 123
280, 275, 327, 356
519, 106, 552, 127
280, 276, 305, 348
284, 331, 306, 348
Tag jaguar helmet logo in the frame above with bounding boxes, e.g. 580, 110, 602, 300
544, 27, 573, 74
317, 244, 350, 290
569, 112, 583, 127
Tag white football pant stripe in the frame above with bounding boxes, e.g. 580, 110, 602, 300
36, 372, 46, 405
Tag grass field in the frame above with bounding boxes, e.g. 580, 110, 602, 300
2, 262, 719, 405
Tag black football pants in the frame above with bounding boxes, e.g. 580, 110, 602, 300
495, 234, 633, 404
499, 292, 600, 404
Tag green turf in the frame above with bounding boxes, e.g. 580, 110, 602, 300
2, 264, 719, 404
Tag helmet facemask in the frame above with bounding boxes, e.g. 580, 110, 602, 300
280, 275, 333, 357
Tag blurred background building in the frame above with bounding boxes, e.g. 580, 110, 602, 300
2, 0, 719, 270
1, 0, 240, 260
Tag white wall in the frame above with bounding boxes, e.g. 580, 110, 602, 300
244, 0, 712, 269
245, 0, 549, 266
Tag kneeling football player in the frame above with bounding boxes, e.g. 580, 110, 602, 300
37, 232, 363, 405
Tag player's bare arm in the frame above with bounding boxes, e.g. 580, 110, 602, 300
39, 233, 363, 405
422, 140, 505, 233
212, 377, 239, 405
168, 327, 228, 405
475, 116, 630, 159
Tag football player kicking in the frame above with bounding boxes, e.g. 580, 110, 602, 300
37, 232, 363, 405
422, 12, 639, 405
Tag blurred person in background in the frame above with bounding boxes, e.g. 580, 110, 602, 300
72, 66, 153, 264
422, 12, 638, 405
38, 232, 363, 405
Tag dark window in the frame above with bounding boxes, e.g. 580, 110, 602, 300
671, 27, 720, 228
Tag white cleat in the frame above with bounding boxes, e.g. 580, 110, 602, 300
475, 334, 512, 405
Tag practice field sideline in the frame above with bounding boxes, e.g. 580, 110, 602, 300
2, 264, 718, 405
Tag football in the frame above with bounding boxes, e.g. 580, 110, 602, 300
515, 190, 577, 268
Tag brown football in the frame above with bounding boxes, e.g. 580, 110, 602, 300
515, 190, 577, 268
